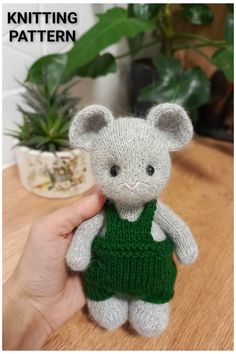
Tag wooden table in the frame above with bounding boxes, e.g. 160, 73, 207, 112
3, 136, 233, 350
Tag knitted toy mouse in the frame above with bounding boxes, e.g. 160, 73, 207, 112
66, 103, 198, 337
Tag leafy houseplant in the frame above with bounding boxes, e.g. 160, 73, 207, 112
25, 4, 233, 140
8, 83, 95, 198
128, 4, 233, 140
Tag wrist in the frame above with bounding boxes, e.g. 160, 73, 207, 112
3, 274, 52, 350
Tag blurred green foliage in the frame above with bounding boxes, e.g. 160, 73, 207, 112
25, 4, 233, 121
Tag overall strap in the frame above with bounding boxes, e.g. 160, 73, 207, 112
104, 200, 158, 243
138, 199, 157, 229
104, 201, 120, 225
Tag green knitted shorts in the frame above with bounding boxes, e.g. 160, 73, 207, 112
83, 238, 177, 304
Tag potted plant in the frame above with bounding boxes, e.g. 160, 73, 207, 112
24, 4, 233, 141
127, 4, 233, 141
7, 82, 95, 198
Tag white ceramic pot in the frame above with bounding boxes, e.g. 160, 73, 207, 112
15, 143, 95, 199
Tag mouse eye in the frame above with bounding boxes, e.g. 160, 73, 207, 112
146, 165, 155, 176
110, 165, 120, 177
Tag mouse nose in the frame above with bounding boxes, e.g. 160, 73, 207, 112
124, 182, 140, 191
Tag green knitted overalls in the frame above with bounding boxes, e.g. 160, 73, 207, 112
83, 200, 177, 304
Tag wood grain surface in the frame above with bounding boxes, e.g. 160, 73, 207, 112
3, 136, 233, 350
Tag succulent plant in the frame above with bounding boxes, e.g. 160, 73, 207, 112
8, 82, 80, 152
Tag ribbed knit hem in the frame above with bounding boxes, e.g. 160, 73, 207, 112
84, 281, 176, 304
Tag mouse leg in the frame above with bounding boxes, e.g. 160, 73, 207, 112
129, 300, 169, 337
88, 297, 128, 330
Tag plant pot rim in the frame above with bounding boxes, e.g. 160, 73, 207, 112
13, 139, 82, 158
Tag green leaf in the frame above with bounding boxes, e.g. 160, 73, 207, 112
26, 8, 153, 86
128, 4, 162, 20
138, 55, 211, 120
27, 53, 117, 90
154, 55, 182, 80
26, 54, 67, 94
127, 4, 161, 54
224, 13, 233, 45
211, 13, 233, 82
77, 54, 117, 78
65, 7, 155, 78
23, 136, 51, 147
212, 46, 233, 82
181, 4, 213, 25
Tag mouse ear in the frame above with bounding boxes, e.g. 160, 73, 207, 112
146, 103, 193, 151
69, 105, 114, 151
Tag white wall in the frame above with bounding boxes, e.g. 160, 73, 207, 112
2, 3, 130, 167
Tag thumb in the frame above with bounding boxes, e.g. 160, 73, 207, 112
38, 190, 105, 237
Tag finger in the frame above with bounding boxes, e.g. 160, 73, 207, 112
39, 190, 105, 236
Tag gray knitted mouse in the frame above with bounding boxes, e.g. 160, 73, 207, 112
66, 103, 198, 337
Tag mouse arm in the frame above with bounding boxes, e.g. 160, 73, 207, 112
154, 201, 198, 264
66, 211, 104, 271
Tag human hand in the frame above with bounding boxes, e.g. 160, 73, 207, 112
3, 190, 105, 350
